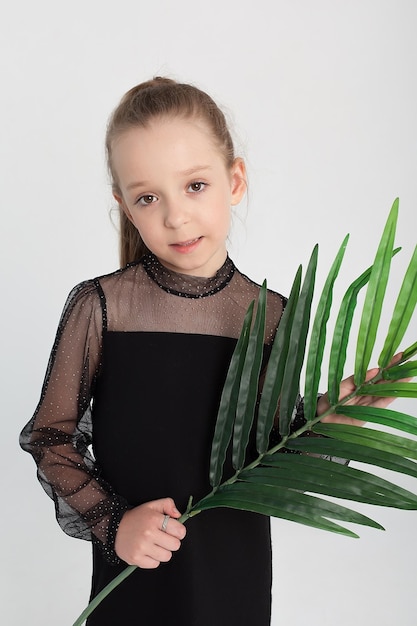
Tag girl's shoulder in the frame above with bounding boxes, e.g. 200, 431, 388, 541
60, 262, 143, 320
69, 261, 143, 295
93, 259, 144, 289
232, 267, 286, 343
234, 266, 286, 309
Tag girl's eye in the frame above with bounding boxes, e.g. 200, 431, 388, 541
137, 194, 157, 206
188, 181, 207, 193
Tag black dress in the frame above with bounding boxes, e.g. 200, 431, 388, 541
20, 253, 285, 626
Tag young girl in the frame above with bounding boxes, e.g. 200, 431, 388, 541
20, 77, 397, 625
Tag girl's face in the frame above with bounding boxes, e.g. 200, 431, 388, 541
112, 116, 246, 277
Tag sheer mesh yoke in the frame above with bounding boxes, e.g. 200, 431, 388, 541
102, 253, 282, 339
20, 254, 284, 565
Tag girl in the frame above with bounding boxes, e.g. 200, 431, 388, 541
20, 77, 397, 625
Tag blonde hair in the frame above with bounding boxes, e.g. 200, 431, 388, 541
105, 77, 236, 267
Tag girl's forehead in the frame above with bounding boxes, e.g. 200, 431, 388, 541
112, 117, 224, 170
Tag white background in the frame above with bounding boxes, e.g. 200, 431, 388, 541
1, 1, 417, 624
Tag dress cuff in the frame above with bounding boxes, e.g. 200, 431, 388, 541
91, 496, 132, 566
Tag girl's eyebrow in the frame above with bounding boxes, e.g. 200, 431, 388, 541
126, 180, 150, 190
179, 165, 212, 176
126, 165, 212, 191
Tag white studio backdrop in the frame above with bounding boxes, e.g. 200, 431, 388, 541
1, 1, 416, 624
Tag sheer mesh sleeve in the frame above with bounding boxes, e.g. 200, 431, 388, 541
19, 281, 130, 565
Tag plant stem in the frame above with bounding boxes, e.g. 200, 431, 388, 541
72, 565, 137, 626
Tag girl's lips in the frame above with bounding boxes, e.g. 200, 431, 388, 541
170, 237, 202, 253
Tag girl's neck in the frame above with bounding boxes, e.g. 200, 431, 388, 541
142, 253, 235, 299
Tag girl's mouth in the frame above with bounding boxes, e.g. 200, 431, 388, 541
170, 237, 202, 253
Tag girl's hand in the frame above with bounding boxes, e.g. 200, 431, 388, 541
115, 497, 186, 568
317, 353, 408, 426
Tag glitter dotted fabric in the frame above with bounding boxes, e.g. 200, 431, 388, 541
19, 254, 285, 568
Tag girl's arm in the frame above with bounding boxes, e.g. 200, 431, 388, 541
20, 280, 186, 567
20, 281, 129, 564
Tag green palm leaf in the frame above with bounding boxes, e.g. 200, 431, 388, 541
256, 266, 302, 453
327, 246, 401, 405
327, 267, 371, 405
286, 437, 417, 479
379, 245, 417, 368
209, 301, 254, 487
354, 198, 399, 384
303, 235, 349, 421
334, 404, 417, 434
239, 458, 417, 507
232, 281, 266, 470
313, 422, 417, 459
403, 341, 417, 361
279, 245, 318, 436
193, 482, 383, 535
73, 199, 417, 625
382, 361, 417, 380
357, 382, 417, 398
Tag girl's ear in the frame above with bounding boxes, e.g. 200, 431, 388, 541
230, 158, 247, 206
113, 192, 134, 224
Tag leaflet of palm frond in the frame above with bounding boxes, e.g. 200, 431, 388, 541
333, 404, 417, 433
279, 246, 318, 436
382, 361, 417, 380
313, 422, 417, 459
357, 382, 417, 398
379, 244, 417, 368
232, 281, 267, 470
303, 235, 349, 422
209, 301, 254, 487
403, 342, 417, 361
239, 456, 417, 507
286, 437, 417, 479
327, 247, 402, 405
354, 199, 399, 384
192, 482, 384, 537
256, 266, 302, 453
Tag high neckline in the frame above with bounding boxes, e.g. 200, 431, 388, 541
141, 253, 235, 298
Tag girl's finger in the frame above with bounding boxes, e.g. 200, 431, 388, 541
159, 513, 187, 540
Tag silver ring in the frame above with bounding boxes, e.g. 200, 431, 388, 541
161, 514, 170, 532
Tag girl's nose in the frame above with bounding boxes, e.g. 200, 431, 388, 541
163, 200, 190, 229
